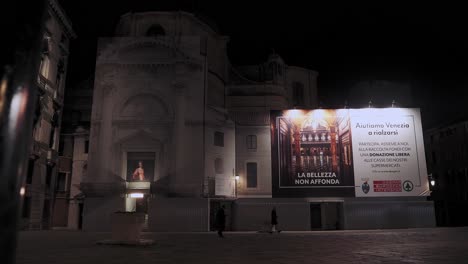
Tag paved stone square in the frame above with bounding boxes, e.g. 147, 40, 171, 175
16, 228, 468, 264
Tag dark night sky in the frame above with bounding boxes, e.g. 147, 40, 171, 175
59, 1, 468, 129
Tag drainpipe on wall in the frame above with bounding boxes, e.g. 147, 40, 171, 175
202, 36, 207, 197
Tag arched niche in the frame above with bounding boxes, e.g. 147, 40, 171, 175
115, 94, 173, 121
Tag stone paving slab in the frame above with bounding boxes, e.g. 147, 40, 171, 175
15, 228, 468, 264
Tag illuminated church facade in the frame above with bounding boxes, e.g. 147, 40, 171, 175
77, 11, 434, 231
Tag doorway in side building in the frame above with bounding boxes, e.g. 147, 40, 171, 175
135, 194, 149, 230
78, 203, 83, 230
126, 193, 149, 230
209, 199, 233, 231
310, 202, 343, 230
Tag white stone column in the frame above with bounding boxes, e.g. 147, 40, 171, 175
98, 85, 115, 182
68, 130, 87, 229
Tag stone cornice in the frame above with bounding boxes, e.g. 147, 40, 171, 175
48, 0, 77, 39
97, 37, 203, 68
287, 65, 319, 76
119, 11, 229, 41
112, 120, 174, 128
96, 61, 203, 74
80, 182, 126, 197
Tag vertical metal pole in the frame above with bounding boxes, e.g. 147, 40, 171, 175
0, 0, 47, 263
235, 179, 237, 197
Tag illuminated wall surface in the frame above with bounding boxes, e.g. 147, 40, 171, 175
270, 108, 429, 197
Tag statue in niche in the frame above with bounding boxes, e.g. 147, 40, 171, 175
132, 161, 145, 181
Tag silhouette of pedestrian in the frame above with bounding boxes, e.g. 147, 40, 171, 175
216, 205, 226, 238
271, 207, 280, 233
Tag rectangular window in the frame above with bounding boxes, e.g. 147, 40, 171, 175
46, 165, 53, 188
84, 140, 89, 154
60, 33, 67, 44
58, 138, 65, 156
22, 197, 31, 218
39, 55, 50, 79
432, 152, 437, 164
56, 172, 66, 191
246, 162, 257, 188
49, 128, 55, 149
247, 135, 257, 150
214, 131, 224, 147
292, 82, 305, 106
27, 159, 34, 184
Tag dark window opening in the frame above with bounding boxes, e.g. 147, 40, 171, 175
84, 140, 89, 154
246, 162, 257, 188
60, 33, 67, 44
56, 173, 66, 191
214, 158, 224, 174
22, 197, 31, 218
247, 135, 257, 149
49, 112, 58, 149
49, 128, 55, 149
41, 36, 50, 54
33, 95, 42, 128
26, 159, 34, 184
71, 111, 81, 126
58, 138, 65, 156
46, 165, 53, 188
292, 82, 305, 106
146, 24, 165, 37
214, 131, 224, 147
56, 59, 65, 86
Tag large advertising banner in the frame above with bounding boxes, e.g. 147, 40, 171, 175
270, 108, 429, 197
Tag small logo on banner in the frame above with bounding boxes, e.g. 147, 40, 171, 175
403, 180, 414, 192
362, 181, 370, 194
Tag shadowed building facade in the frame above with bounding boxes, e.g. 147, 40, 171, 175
425, 120, 468, 226
20, 0, 76, 230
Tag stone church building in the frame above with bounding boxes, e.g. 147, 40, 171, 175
72, 11, 434, 231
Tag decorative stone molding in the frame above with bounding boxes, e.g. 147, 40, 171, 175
97, 37, 203, 71
101, 83, 116, 97
229, 110, 271, 126
112, 120, 174, 128
48, 0, 77, 39
112, 92, 174, 121
119, 38, 177, 55
171, 81, 186, 95
80, 182, 126, 197
125, 63, 173, 74
113, 129, 165, 146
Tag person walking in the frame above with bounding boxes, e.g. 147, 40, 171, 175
216, 205, 226, 238
271, 207, 281, 233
